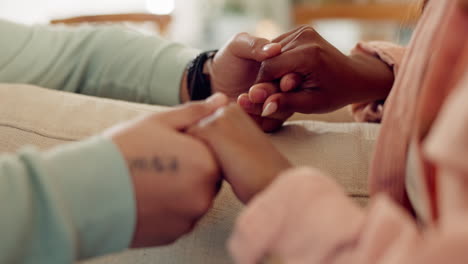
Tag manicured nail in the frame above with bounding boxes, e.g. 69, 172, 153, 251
262, 43, 277, 52
261, 102, 278, 117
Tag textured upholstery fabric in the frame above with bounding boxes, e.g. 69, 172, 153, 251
0, 84, 378, 264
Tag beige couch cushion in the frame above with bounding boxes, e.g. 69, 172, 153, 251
0, 84, 379, 264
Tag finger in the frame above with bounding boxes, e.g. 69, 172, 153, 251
248, 83, 280, 104
247, 112, 287, 133
279, 27, 321, 52
157, 93, 229, 130
229, 32, 282, 62
228, 179, 289, 264
271, 25, 309, 43
239, 94, 288, 132
260, 117, 286, 133
256, 47, 318, 83
279, 73, 302, 92
241, 93, 292, 122
261, 90, 329, 116
238, 93, 263, 116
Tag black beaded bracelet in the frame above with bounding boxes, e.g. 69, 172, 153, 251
187, 50, 218, 101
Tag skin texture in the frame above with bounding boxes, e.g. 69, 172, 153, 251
238, 26, 395, 132
106, 94, 229, 248
228, 168, 365, 264
188, 103, 292, 203
180, 32, 282, 103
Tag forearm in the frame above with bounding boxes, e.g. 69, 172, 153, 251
348, 52, 394, 103
0, 137, 135, 263
0, 19, 199, 106
349, 41, 407, 123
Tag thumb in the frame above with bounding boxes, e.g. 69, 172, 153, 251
228, 32, 282, 62
157, 93, 229, 130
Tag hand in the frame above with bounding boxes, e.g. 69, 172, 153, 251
239, 26, 394, 132
208, 33, 282, 100
237, 82, 294, 132
228, 167, 364, 264
188, 103, 291, 203
106, 93, 229, 247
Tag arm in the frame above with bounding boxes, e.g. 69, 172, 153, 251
237, 26, 397, 132
0, 95, 229, 263
0, 19, 199, 106
349, 42, 406, 123
228, 58, 468, 264
0, 20, 284, 106
0, 137, 135, 263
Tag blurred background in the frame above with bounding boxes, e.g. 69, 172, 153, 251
1, 0, 419, 54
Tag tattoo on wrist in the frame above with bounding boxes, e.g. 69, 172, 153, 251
128, 157, 179, 174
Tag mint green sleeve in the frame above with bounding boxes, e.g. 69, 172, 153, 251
0, 19, 200, 105
0, 137, 136, 263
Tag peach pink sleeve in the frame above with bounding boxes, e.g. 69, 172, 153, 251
350, 42, 406, 123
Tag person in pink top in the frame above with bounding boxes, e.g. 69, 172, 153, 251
191, 0, 468, 262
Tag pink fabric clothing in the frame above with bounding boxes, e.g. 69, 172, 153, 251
369, 0, 468, 219
350, 41, 405, 123
229, 0, 468, 263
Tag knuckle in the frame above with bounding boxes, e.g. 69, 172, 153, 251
187, 103, 209, 115
201, 107, 231, 131
302, 27, 317, 35
248, 37, 260, 49
249, 39, 263, 56
234, 32, 248, 41
295, 25, 310, 33
249, 38, 268, 55
192, 195, 213, 216
297, 27, 316, 40
305, 44, 323, 58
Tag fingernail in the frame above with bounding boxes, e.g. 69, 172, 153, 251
262, 43, 277, 52
261, 102, 278, 117
251, 88, 268, 102
239, 97, 255, 110
206, 93, 225, 105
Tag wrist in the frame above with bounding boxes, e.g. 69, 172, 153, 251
180, 57, 214, 103
185, 51, 218, 102
347, 52, 395, 103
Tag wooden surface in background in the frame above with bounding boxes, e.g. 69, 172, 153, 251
51, 13, 172, 34
293, 3, 419, 25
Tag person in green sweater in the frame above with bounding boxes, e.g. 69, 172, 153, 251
0, 19, 283, 263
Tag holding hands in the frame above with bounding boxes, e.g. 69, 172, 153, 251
237, 26, 395, 132
103, 31, 294, 249
103, 26, 396, 249
107, 93, 291, 248
107, 94, 229, 248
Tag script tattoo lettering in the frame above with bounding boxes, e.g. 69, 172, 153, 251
129, 156, 179, 174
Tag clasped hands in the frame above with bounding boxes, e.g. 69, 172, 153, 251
107, 25, 395, 255
109, 93, 291, 249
